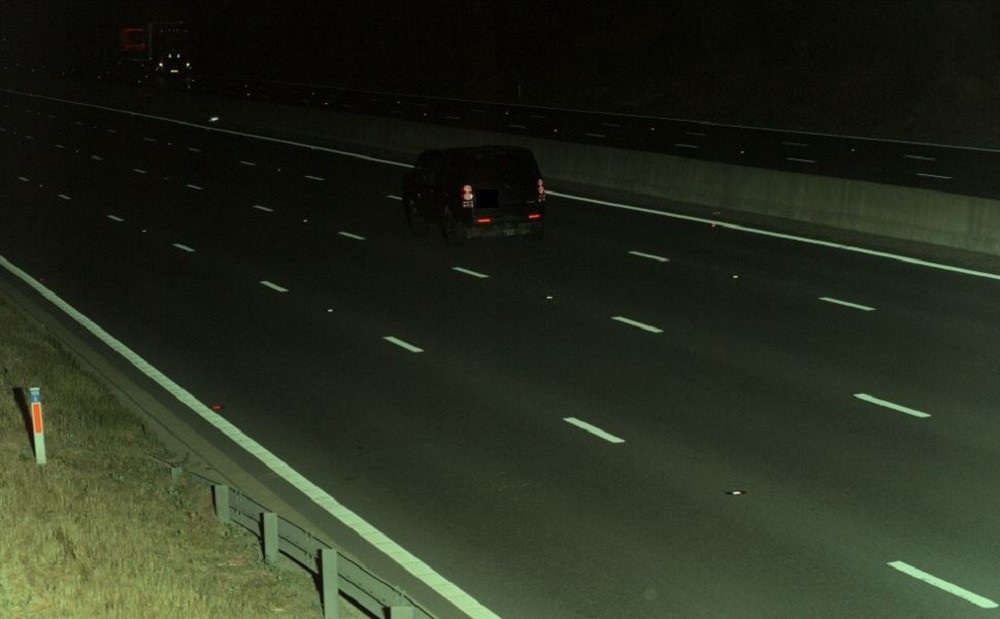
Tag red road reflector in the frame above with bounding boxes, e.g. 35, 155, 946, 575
210, 404, 223, 411
528, 213, 541, 220
476, 217, 492, 224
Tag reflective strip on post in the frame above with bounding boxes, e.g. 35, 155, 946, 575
29, 387, 46, 465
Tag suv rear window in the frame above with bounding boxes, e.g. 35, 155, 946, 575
448, 151, 538, 186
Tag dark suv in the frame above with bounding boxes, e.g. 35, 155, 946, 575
402, 146, 546, 245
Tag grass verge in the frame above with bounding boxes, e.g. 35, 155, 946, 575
0, 296, 366, 618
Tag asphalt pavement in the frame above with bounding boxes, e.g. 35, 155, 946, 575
2, 89, 1000, 618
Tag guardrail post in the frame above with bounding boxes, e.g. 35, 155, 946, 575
262, 511, 279, 565
320, 548, 339, 619
389, 605, 414, 619
28, 387, 46, 465
212, 484, 230, 523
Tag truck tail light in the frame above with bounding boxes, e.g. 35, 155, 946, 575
528, 213, 541, 220
476, 217, 492, 224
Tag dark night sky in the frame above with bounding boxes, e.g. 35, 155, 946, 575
2, 1, 998, 139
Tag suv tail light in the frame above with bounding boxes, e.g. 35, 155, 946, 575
462, 184, 474, 208
537, 178, 545, 202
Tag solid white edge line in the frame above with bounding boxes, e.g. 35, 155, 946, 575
338, 231, 366, 241
854, 393, 931, 418
628, 250, 670, 263
563, 417, 626, 444
547, 191, 1000, 282
383, 336, 424, 353
819, 296, 875, 311
173, 243, 195, 253
611, 315, 663, 333
0, 253, 499, 619
452, 266, 489, 279
251, 204, 274, 212
259, 280, 289, 293
888, 561, 998, 609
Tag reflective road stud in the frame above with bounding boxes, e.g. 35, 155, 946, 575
29, 387, 46, 465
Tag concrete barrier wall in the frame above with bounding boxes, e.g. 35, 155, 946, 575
20, 77, 1000, 256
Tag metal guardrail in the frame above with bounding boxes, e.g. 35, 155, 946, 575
154, 457, 433, 619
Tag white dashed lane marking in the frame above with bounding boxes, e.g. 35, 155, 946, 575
90, 154, 103, 161
107, 215, 124, 222
132, 168, 147, 174
819, 297, 875, 311
338, 231, 366, 241
563, 417, 625, 444
383, 336, 423, 353
252, 204, 274, 212
143, 136, 156, 142
259, 280, 289, 293
888, 561, 997, 609
188, 147, 201, 153
57, 194, 71, 201
173, 243, 196, 253
239, 160, 256, 166
385, 194, 402, 201
185, 184, 203, 190
854, 393, 931, 419
628, 250, 669, 263
452, 267, 489, 279
611, 316, 663, 334
304, 174, 325, 181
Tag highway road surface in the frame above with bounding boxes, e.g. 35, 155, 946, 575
2, 88, 1000, 618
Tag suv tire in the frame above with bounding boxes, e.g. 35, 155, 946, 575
405, 198, 431, 237
442, 210, 467, 246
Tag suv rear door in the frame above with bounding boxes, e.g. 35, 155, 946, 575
454, 149, 542, 219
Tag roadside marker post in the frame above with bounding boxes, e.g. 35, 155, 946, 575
29, 387, 46, 465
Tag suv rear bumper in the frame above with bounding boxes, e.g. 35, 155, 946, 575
466, 220, 543, 238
